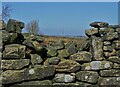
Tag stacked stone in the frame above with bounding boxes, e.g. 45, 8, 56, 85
1, 19, 120, 86
85, 21, 120, 85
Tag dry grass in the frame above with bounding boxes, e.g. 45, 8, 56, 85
22, 33, 88, 49
41, 35, 88, 49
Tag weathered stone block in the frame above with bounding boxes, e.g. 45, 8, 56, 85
6, 19, 24, 33
46, 46, 58, 57
91, 36, 104, 60
13, 80, 52, 86
58, 49, 70, 58
104, 49, 117, 58
2, 59, 30, 70
85, 28, 99, 37
98, 77, 120, 85
55, 59, 80, 72
48, 40, 64, 50
66, 42, 77, 55
99, 27, 115, 35
30, 54, 43, 65
54, 74, 75, 83
103, 41, 111, 46
100, 69, 120, 76
113, 63, 120, 69
103, 46, 113, 52
2, 66, 55, 84
108, 56, 120, 64
104, 32, 118, 41
3, 44, 26, 59
76, 71, 99, 83
90, 21, 109, 28
113, 40, 120, 50
81, 61, 113, 70
49, 57, 60, 65
116, 28, 120, 33
70, 51, 92, 62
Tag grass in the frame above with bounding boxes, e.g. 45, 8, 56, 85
23, 33, 88, 49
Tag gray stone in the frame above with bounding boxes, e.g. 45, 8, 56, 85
104, 32, 118, 41
46, 46, 58, 57
104, 49, 117, 57
58, 49, 70, 58
2, 44, 26, 59
85, 28, 99, 37
91, 36, 104, 60
2, 66, 55, 84
100, 69, 120, 76
70, 51, 92, 62
98, 77, 120, 85
6, 19, 24, 33
30, 54, 43, 65
109, 25, 120, 29
108, 56, 120, 63
13, 80, 52, 85
2, 31, 24, 44
1, 59, 30, 70
49, 57, 60, 65
54, 74, 75, 83
103, 41, 111, 46
54, 59, 80, 72
66, 42, 77, 55
99, 27, 115, 35
81, 61, 113, 70
113, 40, 120, 50
23, 40, 45, 53
76, 71, 99, 83
90, 21, 109, 28
48, 40, 64, 50
103, 46, 113, 52
116, 28, 120, 33
113, 63, 120, 69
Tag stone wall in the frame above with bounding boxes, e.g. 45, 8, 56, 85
0, 19, 120, 86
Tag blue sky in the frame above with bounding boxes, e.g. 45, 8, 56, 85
2, 2, 118, 36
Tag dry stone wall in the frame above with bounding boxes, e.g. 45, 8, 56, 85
0, 19, 120, 86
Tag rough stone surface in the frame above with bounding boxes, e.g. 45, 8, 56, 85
49, 57, 60, 65
55, 59, 80, 72
2, 66, 55, 84
76, 71, 99, 83
46, 46, 58, 57
85, 28, 99, 37
13, 80, 52, 86
90, 21, 109, 28
98, 77, 120, 85
48, 40, 64, 50
30, 54, 43, 66
6, 19, 24, 33
70, 51, 92, 62
2, 20, 120, 86
91, 36, 104, 60
103, 46, 113, 52
113, 40, 120, 50
103, 41, 111, 46
2, 59, 30, 70
2, 44, 26, 59
108, 56, 120, 64
54, 74, 75, 83
81, 61, 113, 70
113, 63, 120, 69
58, 49, 70, 58
100, 69, 120, 76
